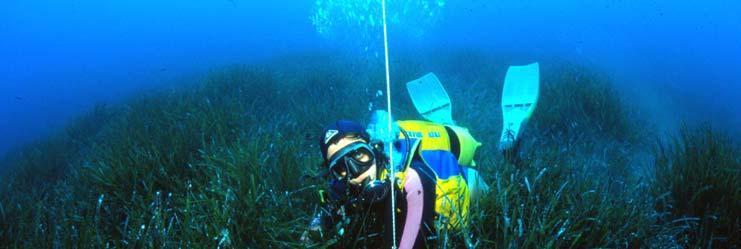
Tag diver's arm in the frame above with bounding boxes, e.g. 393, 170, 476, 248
398, 168, 425, 249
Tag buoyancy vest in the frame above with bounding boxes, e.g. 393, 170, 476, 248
385, 120, 482, 229
396, 120, 481, 167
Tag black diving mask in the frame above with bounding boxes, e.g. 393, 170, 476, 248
327, 142, 376, 180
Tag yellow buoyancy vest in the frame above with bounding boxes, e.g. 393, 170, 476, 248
384, 120, 483, 229
396, 120, 481, 167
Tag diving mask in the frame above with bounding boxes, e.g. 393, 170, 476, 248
327, 142, 376, 180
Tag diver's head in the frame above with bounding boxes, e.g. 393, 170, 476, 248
320, 120, 377, 186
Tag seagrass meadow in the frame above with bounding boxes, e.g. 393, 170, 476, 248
0, 50, 738, 248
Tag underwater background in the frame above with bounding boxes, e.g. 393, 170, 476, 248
2, 0, 741, 155
0, 0, 739, 248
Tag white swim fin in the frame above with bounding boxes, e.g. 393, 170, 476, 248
406, 73, 455, 125
500, 63, 540, 151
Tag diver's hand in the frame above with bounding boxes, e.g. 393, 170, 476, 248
300, 213, 323, 244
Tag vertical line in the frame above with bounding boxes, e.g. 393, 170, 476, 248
381, 0, 397, 248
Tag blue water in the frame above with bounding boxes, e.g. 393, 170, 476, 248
1, 0, 739, 157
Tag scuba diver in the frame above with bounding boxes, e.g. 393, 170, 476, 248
303, 64, 539, 248
306, 117, 479, 248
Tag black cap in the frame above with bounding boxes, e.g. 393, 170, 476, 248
320, 120, 369, 160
